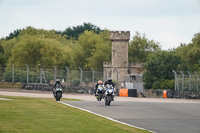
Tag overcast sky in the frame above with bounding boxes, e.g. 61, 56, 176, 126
0, 0, 200, 50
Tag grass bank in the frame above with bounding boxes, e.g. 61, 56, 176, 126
0, 95, 150, 133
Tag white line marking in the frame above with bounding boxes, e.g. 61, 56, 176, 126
59, 101, 156, 133
0, 98, 11, 100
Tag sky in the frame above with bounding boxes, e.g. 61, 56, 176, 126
0, 0, 200, 50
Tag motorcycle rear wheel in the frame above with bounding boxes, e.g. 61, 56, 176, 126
99, 93, 103, 101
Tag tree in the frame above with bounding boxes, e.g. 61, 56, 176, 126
143, 51, 183, 90
128, 32, 161, 62
187, 33, 200, 71
172, 32, 200, 72
6, 29, 22, 40
8, 35, 64, 68
5, 27, 72, 68
85, 30, 111, 71
62, 23, 101, 39
73, 30, 111, 71
0, 42, 5, 66
0, 37, 18, 63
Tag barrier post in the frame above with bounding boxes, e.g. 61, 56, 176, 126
163, 90, 167, 98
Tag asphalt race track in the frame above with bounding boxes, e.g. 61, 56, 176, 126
62, 100, 200, 133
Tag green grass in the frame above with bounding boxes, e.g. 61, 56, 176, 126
0, 95, 150, 133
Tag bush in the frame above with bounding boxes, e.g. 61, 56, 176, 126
160, 79, 174, 90
72, 78, 80, 86
84, 79, 90, 85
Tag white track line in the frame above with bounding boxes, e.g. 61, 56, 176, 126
59, 101, 156, 133
0, 98, 11, 100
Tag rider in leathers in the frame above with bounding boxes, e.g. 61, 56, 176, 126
94, 80, 104, 96
104, 77, 115, 101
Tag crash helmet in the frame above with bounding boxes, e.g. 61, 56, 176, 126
98, 80, 102, 84
56, 79, 60, 83
108, 77, 112, 82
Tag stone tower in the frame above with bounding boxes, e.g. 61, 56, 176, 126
103, 31, 144, 87
111, 31, 130, 67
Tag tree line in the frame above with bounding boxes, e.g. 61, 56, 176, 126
0, 22, 199, 90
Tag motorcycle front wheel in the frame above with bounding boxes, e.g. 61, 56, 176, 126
56, 92, 62, 101
104, 96, 107, 105
107, 95, 112, 106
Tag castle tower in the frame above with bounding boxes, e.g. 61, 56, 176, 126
110, 31, 130, 67
103, 31, 144, 88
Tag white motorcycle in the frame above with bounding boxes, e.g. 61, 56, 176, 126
104, 84, 115, 106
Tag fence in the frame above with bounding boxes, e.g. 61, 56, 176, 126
172, 70, 200, 99
0, 65, 103, 93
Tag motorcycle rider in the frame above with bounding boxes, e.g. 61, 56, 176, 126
104, 77, 115, 88
94, 80, 104, 96
53, 79, 64, 94
104, 77, 115, 101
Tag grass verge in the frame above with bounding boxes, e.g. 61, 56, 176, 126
0, 95, 150, 133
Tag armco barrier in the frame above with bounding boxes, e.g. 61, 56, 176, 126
128, 89, 137, 97
119, 89, 128, 97
119, 89, 137, 97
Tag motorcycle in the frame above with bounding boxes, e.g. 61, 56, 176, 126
53, 85, 63, 101
104, 84, 115, 106
96, 85, 105, 101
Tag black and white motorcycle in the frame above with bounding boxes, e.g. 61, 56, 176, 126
104, 84, 115, 106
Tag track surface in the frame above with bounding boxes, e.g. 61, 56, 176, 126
63, 100, 200, 133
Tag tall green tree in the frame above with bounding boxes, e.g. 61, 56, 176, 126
85, 30, 111, 71
187, 33, 200, 71
128, 32, 161, 62
6, 29, 22, 40
62, 23, 101, 39
73, 30, 111, 70
143, 51, 183, 90
5, 27, 72, 68
0, 42, 5, 66
0, 37, 18, 63
173, 32, 200, 72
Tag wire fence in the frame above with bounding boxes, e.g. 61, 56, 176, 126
1, 66, 200, 98
172, 70, 200, 99
173, 71, 200, 92
0, 66, 103, 89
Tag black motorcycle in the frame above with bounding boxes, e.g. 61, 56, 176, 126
53, 85, 63, 101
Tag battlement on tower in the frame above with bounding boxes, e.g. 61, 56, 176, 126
110, 31, 130, 41
129, 62, 145, 68
103, 62, 112, 68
